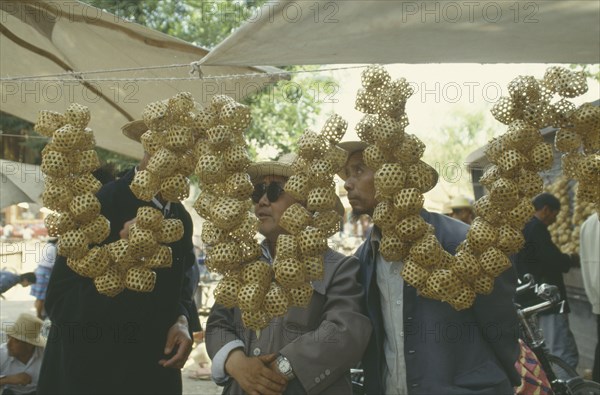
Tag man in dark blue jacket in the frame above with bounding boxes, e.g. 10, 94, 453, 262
339, 141, 521, 395
515, 192, 579, 371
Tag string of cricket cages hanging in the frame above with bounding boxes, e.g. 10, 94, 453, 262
352, 64, 594, 310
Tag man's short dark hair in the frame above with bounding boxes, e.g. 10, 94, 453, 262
20, 272, 36, 283
532, 192, 561, 211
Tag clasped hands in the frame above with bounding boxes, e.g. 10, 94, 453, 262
226, 350, 289, 395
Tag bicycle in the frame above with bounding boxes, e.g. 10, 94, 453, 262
516, 274, 600, 395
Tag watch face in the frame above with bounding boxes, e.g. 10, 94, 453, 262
278, 358, 291, 372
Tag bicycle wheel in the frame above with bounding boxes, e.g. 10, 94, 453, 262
567, 378, 600, 395
548, 354, 578, 381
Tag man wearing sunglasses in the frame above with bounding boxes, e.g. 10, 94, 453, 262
206, 154, 371, 395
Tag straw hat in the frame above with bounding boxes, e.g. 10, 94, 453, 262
247, 153, 296, 184
121, 120, 148, 142
5, 313, 46, 347
336, 141, 439, 192
248, 153, 345, 216
449, 195, 473, 210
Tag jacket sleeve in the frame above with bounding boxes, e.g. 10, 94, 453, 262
472, 267, 521, 387
177, 249, 201, 332
530, 223, 572, 274
205, 304, 244, 359
280, 255, 372, 395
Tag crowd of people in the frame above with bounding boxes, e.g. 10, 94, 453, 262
1, 126, 598, 395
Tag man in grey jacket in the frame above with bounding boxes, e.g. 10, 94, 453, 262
206, 156, 371, 395
340, 141, 521, 395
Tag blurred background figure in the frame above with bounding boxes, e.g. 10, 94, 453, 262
0, 313, 46, 395
448, 195, 475, 224
580, 212, 600, 382
0, 271, 36, 296
30, 239, 58, 320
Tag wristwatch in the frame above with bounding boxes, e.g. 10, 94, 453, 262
276, 354, 295, 380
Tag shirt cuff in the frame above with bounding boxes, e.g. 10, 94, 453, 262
211, 340, 245, 384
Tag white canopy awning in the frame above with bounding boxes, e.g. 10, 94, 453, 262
0, 1, 284, 158
200, 0, 600, 66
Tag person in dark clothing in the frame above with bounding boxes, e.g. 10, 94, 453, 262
515, 192, 579, 371
37, 123, 201, 395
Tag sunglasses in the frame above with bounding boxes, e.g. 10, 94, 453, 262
252, 183, 285, 204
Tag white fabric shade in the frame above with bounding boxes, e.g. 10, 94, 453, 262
0, 1, 284, 158
200, 0, 600, 66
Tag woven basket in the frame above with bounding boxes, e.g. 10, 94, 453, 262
242, 260, 273, 290
491, 97, 517, 125
210, 197, 245, 231
276, 234, 299, 260
230, 212, 259, 243
578, 155, 600, 181
157, 218, 184, 244
426, 269, 462, 300
298, 227, 327, 256
206, 125, 233, 150
74, 150, 100, 174
506, 199, 535, 229
206, 242, 241, 273
405, 162, 437, 193
396, 134, 425, 164
363, 144, 387, 172
466, 218, 498, 254
479, 165, 500, 188
42, 150, 71, 178
274, 258, 306, 288
361, 65, 391, 90
130, 170, 160, 202
379, 233, 406, 262
145, 245, 173, 269
307, 187, 337, 212
80, 214, 110, 244
489, 178, 519, 210
94, 267, 125, 297
395, 215, 428, 242
313, 210, 340, 237
452, 250, 482, 282
136, 206, 164, 231
508, 75, 540, 103
298, 131, 329, 160
473, 274, 495, 295
68, 246, 111, 278
52, 124, 85, 153
372, 116, 404, 148
160, 174, 190, 203
516, 169, 543, 198
128, 224, 159, 259
582, 132, 600, 154
409, 234, 443, 268
304, 255, 324, 281
497, 149, 526, 175
140, 130, 164, 155
241, 309, 271, 331
480, 247, 512, 277
393, 188, 424, 217
42, 183, 73, 211
239, 240, 263, 262
214, 276, 243, 308
355, 89, 377, 114
372, 201, 398, 231
497, 224, 525, 254
223, 145, 251, 173
287, 283, 313, 307
142, 100, 169, 131
401, 258, 430, 289
71, 174, 102, 196
355, 115, 377, 144
44, 212, 76, 237
220, 101, 251, 132
309, 158, 335, 187
147, 148, 179, 178
473, 195, 501, 225
321, 114, 347, 144
65, 103, 91, 129
224, 172, 253, 200
374, 163, 406, 197
280, 203, 312, 235
69, 193, 101, 224
195, 154, 224, 184
193, 192, 216, 220
107, 239, 133, 268
165, 125, 193, 152
125, 266, 156, 292
264, 283, 289, 317
284, 174, 310, 203
449, 286, 476, 310
529, 142, 554, 172
506, 120, 541, 151
551, 99, 577, 128
571, 102, 600, 133
238, 283, 267, 312
35, 110, 65, 137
